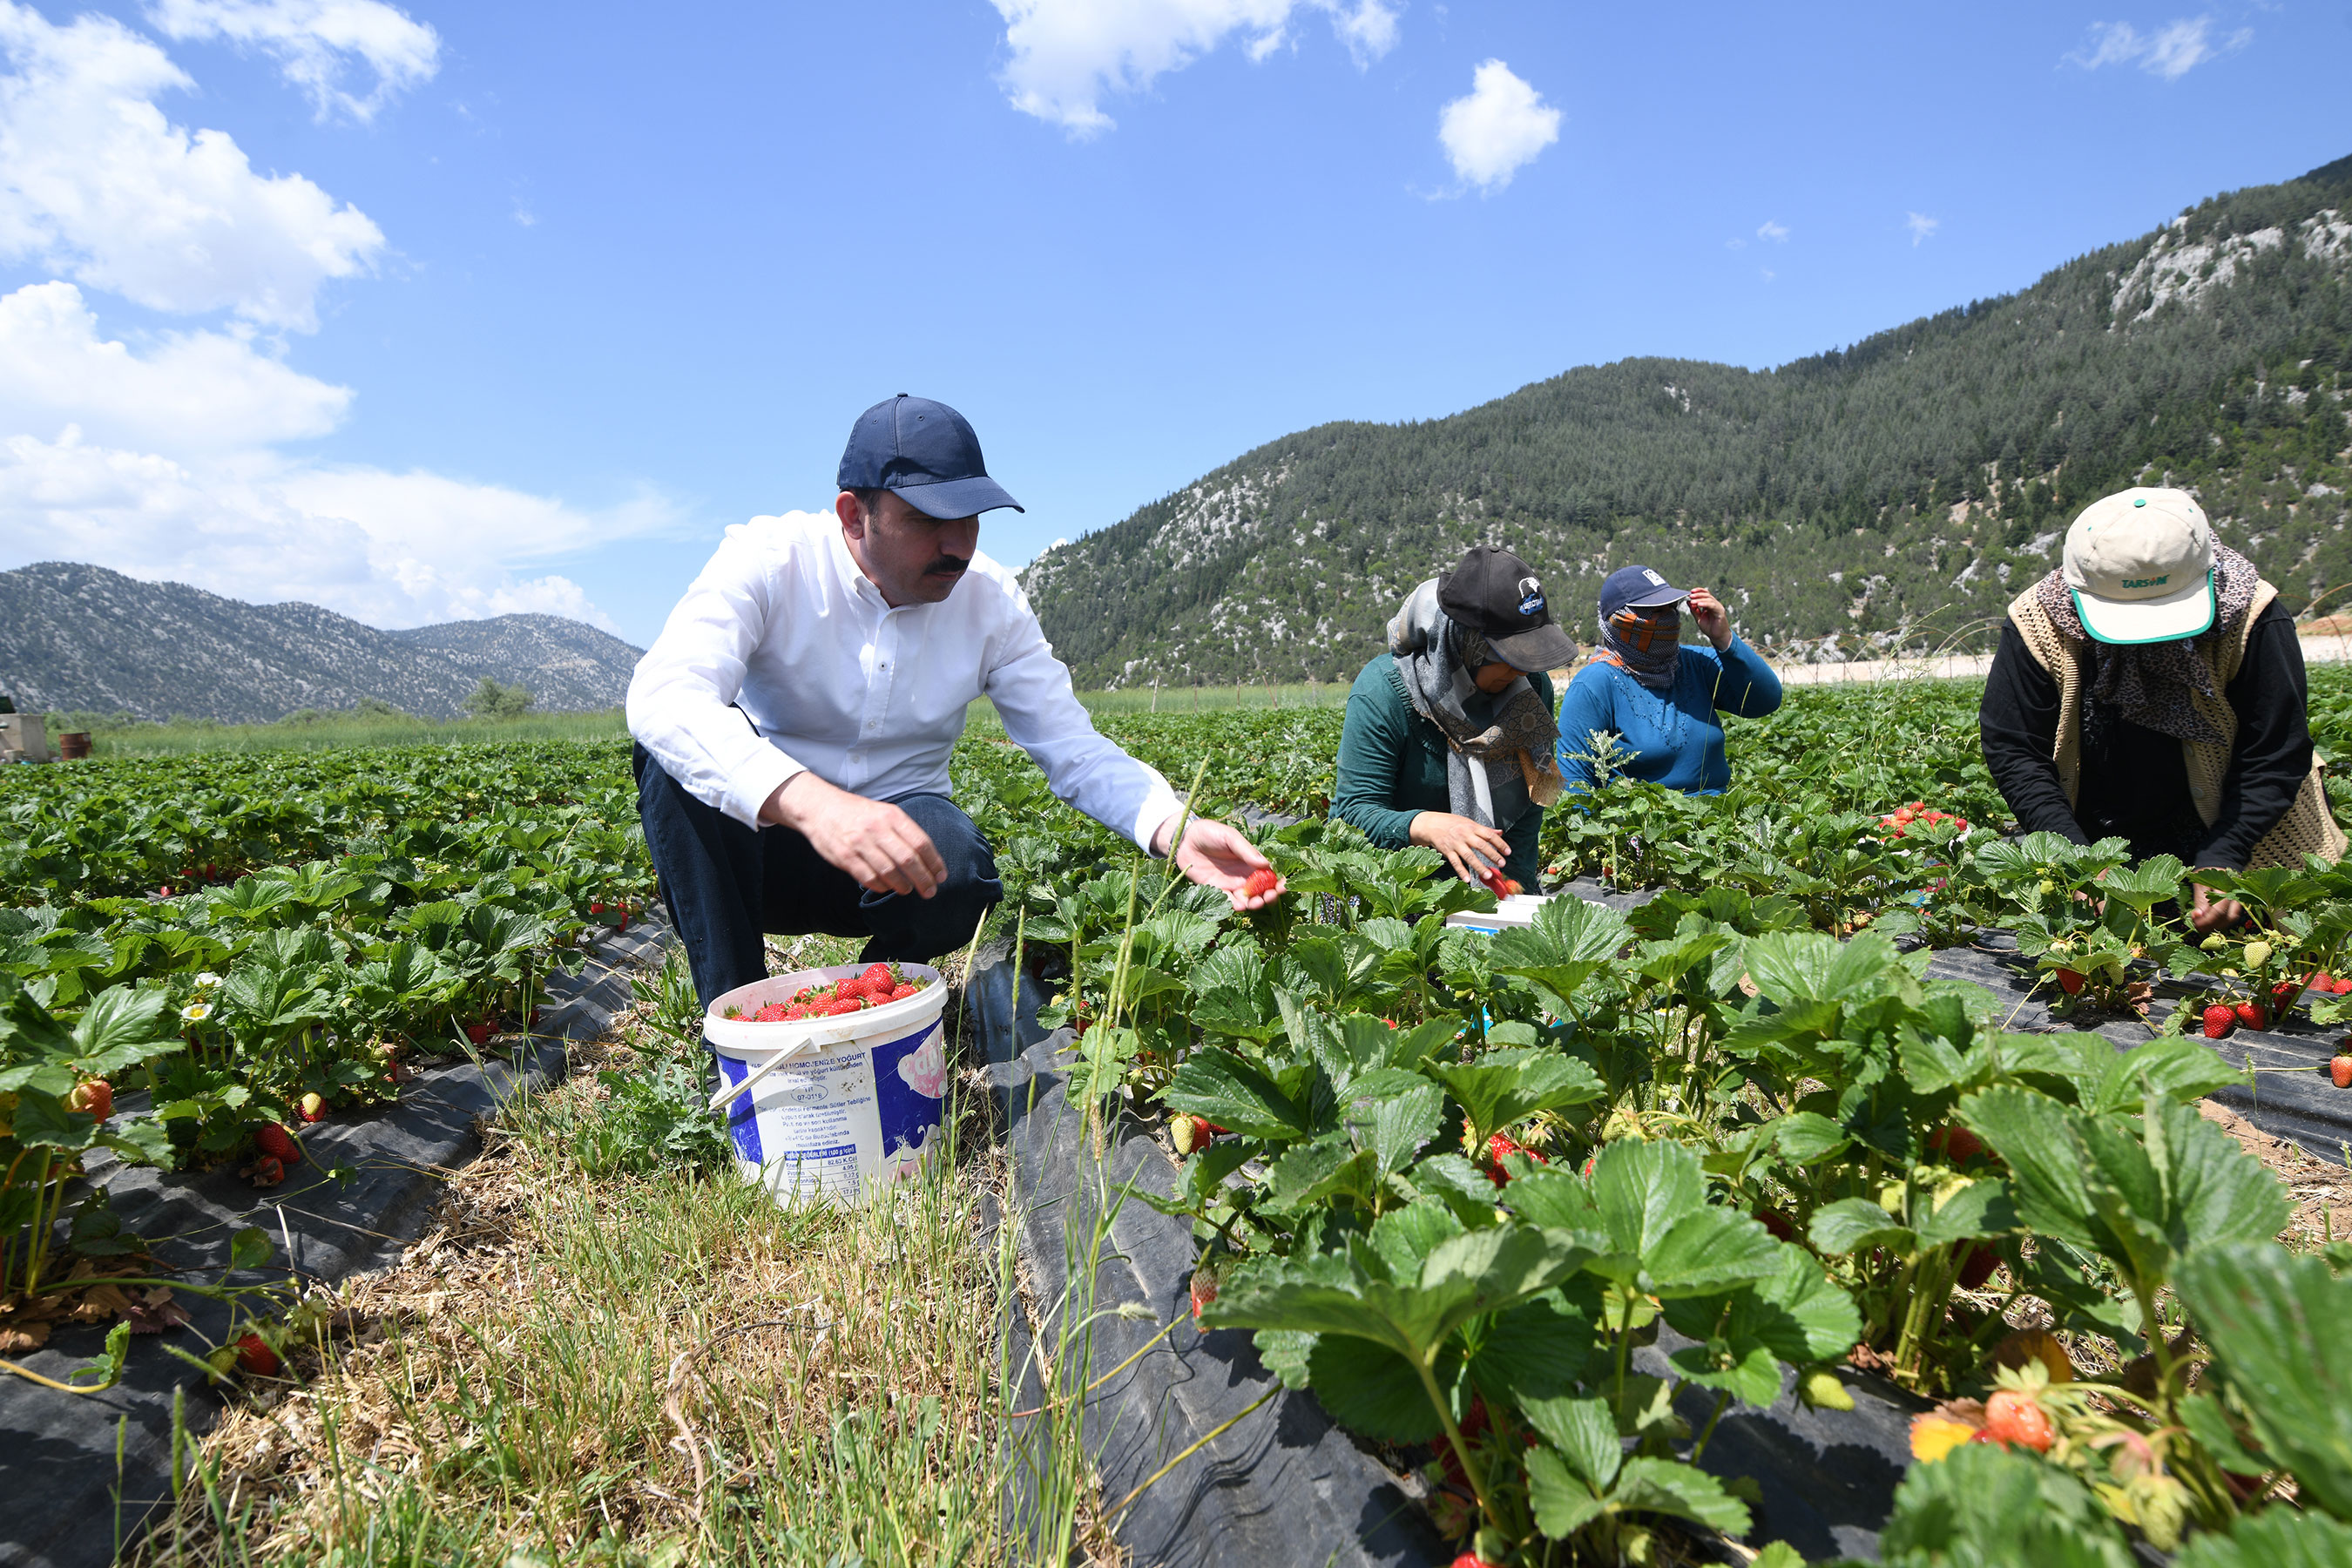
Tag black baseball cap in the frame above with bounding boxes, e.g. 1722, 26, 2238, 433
837, 395, 1024, 519
1436, 545, 1577, 671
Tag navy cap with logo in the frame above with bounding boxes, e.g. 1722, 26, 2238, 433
1598, 564, 1688, 620
1436, 545, 1578, 671
837, 395, 1024, 519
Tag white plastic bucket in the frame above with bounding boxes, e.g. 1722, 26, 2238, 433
705, 963, 952, 1207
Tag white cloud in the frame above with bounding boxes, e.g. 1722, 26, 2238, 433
1907, 212, 1939, 246
0, 281, 348, 454
1437, 58, 1559, 192
145, 0, 439, 121
2067, 16, 2248, 80
1756, 219, 1789, 242
0, 2, 384, 329
0, 283, 674, 629
990, 0, 1400, 136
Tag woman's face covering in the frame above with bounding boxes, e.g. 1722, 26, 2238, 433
1471, 660, 1521, 694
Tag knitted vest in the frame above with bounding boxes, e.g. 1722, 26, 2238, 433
2004, 582, 2345, 869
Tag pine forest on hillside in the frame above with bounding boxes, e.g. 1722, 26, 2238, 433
1024, 154, 2352, 688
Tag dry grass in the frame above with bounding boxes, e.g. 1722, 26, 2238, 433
132, 984, 1119, 1568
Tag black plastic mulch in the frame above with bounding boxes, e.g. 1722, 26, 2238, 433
969, 953, 1452, 1567
1917, 940, 2352, 1165
0, 920, 671, 1568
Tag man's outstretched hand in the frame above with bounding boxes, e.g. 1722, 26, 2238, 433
764, 772, 947, 897
1152, 813, 1283, 910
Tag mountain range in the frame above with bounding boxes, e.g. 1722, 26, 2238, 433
1022, 154, 2352, 688
0, 562, 644, 723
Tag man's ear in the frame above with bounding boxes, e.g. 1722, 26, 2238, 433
835, 490, 866, 539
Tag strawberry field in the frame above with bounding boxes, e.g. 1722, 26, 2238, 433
10, 675, 2352, 1565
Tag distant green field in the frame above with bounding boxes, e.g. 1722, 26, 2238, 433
35, 707, 630, 758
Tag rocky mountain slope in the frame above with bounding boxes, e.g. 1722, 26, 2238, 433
1024, 154, 2352, 686
0, 563, 643, 722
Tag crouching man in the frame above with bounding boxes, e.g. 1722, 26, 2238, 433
628, 395, 1279, 1009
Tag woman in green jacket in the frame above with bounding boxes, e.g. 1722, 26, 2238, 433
1330, 545, 1573, 889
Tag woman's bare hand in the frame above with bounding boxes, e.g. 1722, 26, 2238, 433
2190, 882, 2245, 933
1409, 811, 1513, 884
1686, 587, 1734, 651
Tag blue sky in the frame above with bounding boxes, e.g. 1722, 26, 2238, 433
1, 0, 2346, 648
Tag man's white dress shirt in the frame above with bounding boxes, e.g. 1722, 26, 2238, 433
627, 510, 1181, 848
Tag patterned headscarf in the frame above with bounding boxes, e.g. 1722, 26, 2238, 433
1388, 579, 1565, 832
1595, 605, 1683, 692
2031, 543, 2262, 745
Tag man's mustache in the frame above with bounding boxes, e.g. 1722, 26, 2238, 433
925, 556, 970, 577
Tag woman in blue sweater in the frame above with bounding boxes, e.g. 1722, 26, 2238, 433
1557, 565, 1783, 794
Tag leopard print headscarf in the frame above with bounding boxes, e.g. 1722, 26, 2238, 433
2031, 544, 2262, 745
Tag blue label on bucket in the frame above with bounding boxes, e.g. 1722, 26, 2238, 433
713, 1019, 947, 1197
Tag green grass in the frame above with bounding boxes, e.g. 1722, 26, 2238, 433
132, 954, 1116, 1568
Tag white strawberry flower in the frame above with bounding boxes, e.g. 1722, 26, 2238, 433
194, 972, 223, 990
180, 1001, 214, 1024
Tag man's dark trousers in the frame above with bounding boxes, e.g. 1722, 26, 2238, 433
633, 744, 1002, 1010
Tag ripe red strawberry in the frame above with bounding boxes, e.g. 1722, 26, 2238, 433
466, 1021, 493, 1044
1484, 1132, 1547, 1186
1502, 878, 1524, 896
1981, 1389, 2053, 1451
254, 1123, 299, 1164
862, 962, 894, 986
2203, 1004, 2236, 1039
824, 997, 866, 1017
1240, 866, 1280, 899
1927, 1125, 1984, 1163
249, 1156, 286, 1188
1756, 1208, 1797, 1242
834, 977, 871, 1001
1955, 1242, 1999, 1291
298, 1092, 327, 1123
2054, 968, 2085, 995
1448, 1554, 1502, 1568
781, 1004, 809, 1021
889, 983, 917, 1001
752, 1003, 792, 1022
234, 1333, 280, 1376
68, 1078, 113, 1122
2333, 1054, 2352, 1090
588, 900, 604, 915
1190, 1260, 1222, 1325
2234, 1001, 2267, 1031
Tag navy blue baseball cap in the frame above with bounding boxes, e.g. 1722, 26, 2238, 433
837, 395, 1024, 519
1598, 564, 1687, 619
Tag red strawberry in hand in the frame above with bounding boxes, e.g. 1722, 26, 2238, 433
1240, 866, 1281, 900
2203, 1004, 2236, 1039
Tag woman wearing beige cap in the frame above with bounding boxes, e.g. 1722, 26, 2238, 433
1979, 486, 2345, 930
